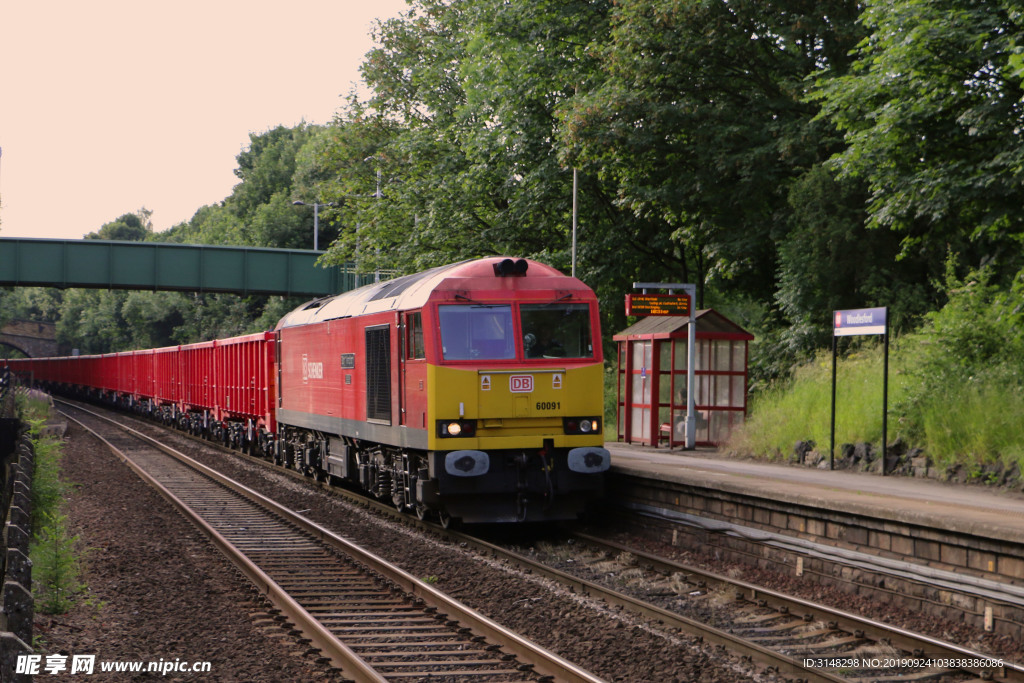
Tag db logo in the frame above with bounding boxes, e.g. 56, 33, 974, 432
509, 375, 534, 393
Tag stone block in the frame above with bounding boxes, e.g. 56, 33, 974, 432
0, 631, 33, 683
806, 519, 826, 538
967, 549, 998, 573
842, 526, 868, 546
890, 535, 915, 557
868, 530, 891, 552
939, 544, 968, 568
915, 539, 941, 562
2, 580, 33, 645
770, 511, 788, 530
998, 555, 1024, 579
5, 548, 31, 587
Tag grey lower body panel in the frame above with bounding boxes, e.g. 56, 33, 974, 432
276, 408, 429, 450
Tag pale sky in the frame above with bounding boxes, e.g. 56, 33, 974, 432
0, 0, 410, 241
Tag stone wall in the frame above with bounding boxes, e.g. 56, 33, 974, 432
1, 412, 33, 682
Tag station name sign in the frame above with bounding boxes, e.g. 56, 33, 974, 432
833, 307, 887, 336
626, 293, 691, 317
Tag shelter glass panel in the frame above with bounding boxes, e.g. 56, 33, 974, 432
731, 342, 745, 372
715, 375, 731, 407
673, 339, 687, 371
714, 340, 731, 372
696, 340, 710, 372
632, 375, 648, 404
731, 375, 746, 408
658, 376, 672, 405
631, 341, 651, 371
631, 406, 651, 441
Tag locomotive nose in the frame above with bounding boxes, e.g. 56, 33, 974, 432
567, 447, 611, 473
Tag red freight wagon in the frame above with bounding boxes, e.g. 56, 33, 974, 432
132, 349, 155, 403
180, 340, 215, 413
213, 332, 276, 429
153, 346, 179, 407
114, 352, 134, 399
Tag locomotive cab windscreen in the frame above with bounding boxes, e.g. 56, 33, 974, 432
438, 302, 595, 361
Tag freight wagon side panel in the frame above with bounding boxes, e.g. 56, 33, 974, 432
214, 332, 275, 428
181, 341, 215, 413
153, 346, 179, 406
135, 349, 155, 401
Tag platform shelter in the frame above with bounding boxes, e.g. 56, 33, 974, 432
614, 310, 754, 448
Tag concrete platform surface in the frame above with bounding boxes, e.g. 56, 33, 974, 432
606, 442, 1024, 544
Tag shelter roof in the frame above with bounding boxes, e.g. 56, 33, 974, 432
613, 309, 753, 341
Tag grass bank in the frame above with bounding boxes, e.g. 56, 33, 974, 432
18, 392, 85, 614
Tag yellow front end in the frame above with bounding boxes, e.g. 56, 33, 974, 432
426, 363, 605, 451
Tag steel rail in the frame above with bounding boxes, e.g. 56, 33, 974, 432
58, 400, 606, 683
114, 411, 845, 681
59, 407, 388, 683
568, 531, 1024, 682
438, 526, 851, 683
68, 400, 1021, 682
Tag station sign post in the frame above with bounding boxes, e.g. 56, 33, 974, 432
630, 283, 697, 449
830, 307, 890, 473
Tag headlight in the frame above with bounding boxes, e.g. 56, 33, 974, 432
437, 420, 477, 438
564, 417, 600, 435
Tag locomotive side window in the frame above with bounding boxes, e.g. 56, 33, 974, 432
521, 303, 594, 359
407, 312, 425, 360
438, 305, 516, 360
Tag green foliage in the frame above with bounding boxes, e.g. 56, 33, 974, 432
814, 0, 1024, 276
17, 396, 86, 614
731, 263, 1024, 474
730, 345, 891, 460
898, 262, 1024, 443
560, 0, 862, 303
31, 511, 85, 615
85, 209, 153, 241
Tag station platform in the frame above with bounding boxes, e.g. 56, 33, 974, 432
605, 441, 1024, 545
604, 442, 1024, 640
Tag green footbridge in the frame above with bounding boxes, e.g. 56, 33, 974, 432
0, 238, 379, 297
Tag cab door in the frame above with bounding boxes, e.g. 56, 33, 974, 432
400, 311, 428, 429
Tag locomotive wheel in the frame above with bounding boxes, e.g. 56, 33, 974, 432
415, 505, 428, 521
438, 510, 453, 529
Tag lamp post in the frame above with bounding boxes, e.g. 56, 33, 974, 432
291, 201, 335, 251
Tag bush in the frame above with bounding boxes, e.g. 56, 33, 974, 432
729, 262, 1024, 476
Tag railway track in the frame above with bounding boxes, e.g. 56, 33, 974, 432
60, 399, 1024, 682
57, 401, 605, 683
495, 531, 1022, 683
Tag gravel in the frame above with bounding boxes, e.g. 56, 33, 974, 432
37, 416, 779, 682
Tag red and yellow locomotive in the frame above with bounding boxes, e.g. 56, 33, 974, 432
5, 257, 610, 524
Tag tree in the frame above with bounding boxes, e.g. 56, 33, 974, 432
815, 0, 1024, 279
86, 209, 152, 241
560, 0, 863, 304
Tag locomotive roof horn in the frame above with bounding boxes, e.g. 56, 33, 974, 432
493, 258, 529, 277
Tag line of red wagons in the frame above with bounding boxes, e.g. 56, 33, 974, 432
16, 332, 277, 448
